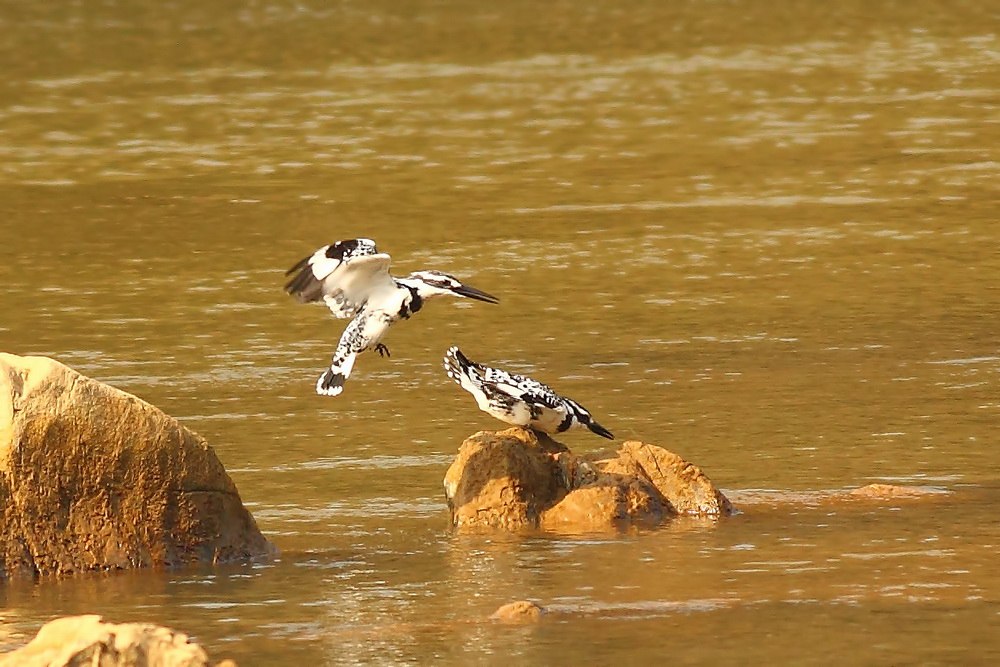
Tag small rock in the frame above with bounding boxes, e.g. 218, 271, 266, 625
491, 600, 546, 623
850, 483, 939, 498
0, 615, 228, 667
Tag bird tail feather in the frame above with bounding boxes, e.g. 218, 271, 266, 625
316, 352, 357, 397
443, 346, 471, 386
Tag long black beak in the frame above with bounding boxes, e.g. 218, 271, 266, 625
453, 283, 500, 304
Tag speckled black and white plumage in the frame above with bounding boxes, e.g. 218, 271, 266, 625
313, 288, 415, 396
443, 346, 614, 439
285, 240, 500, 396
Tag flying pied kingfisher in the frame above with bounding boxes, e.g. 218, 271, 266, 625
444, 346, 614, 439
285, 239, 499, 396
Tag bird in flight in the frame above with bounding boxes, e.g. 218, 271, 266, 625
285, 239, 499, 396
443, 346, 614, 439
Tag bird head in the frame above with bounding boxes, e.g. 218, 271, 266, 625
399, 270, 499, 304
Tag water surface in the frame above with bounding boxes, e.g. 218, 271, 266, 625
2, 1, 999, 664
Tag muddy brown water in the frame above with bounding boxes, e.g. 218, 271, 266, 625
2, 1, 1000, 664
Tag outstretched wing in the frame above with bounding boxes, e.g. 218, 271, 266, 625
284, 239, 394, 318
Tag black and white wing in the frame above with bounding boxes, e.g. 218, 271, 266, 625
446, 347, 554, 407
511, 372, 614, 439
485, 367, 559, 406
444, 347, 614, 439
284, 238, 394, 318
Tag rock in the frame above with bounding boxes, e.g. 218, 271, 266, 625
849, 483, 940, 498
490, 600, 546, 623
444, 428, 733, 532
540, 454, 671, 531
443, 427, 568, 530
614, 441, 735, 515
0, 615, 226, 667
0, 353, 276, 580
539, 478, 669, 531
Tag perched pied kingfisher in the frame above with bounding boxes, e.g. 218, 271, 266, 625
444, 346, 614, 439
285, 239, 499, 396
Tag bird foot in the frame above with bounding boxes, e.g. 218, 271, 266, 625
374, 343, 391, 358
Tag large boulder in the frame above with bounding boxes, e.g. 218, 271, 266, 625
0, 615, 232, 667
0, 353, 275, 580
443, 428, 734, 532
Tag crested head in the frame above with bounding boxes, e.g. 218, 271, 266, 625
399, 271, 500, 304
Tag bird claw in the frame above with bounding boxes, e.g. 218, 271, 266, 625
375, 344, 391, 358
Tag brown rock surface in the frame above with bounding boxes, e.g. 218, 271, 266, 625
490, 600, 546, 623
539, 478, 669, 531
444, 428, 733, 532
0, 353, 275, 580
443, 427, 568, 530
614, 441, 735, 515
849, 483, 940, 498
0, 615, 224, 667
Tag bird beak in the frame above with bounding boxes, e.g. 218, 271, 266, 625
453, 283, 500, 304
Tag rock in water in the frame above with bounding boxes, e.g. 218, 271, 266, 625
443, 427, 568, 530
490, 600, 546, 623
613, 441, 735, 515
539, 474, 671, 532
0, 353, 276, 580
0, 615, 224, 667
849, 483, 940, 499
444, 427, 734, 532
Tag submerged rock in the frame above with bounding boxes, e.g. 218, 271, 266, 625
849, 483, 942, 499
0, 615, 224, 667
490, 600, 546, 623
0, 353, 276, 580
726, 485, 950, 508
444, 427, 734, 532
